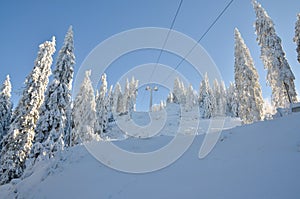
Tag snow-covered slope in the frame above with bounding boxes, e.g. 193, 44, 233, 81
1, 113, 300, 199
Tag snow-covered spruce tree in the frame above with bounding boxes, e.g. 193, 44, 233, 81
71, 70, 99, 146
0, 37, 56, 185
212, 79, 226, 116
294, 13, 300, 63
129, 77, 138, 113
253, 0, 297, 107
185, 84, 196, 111
219, 81, 227, 116
107, 85, 114, 122
0, 75, 12, 144
226, 82, 239, 117
33, 26, 75, 160
173, 78, 181, 104
113, 82, 123, 114
198, 73, 215, 118
95, 74, 108, 136
213, 79, 220, 109
123, 79, 130, 113
234, 28, 264, 124
173, 77, 186, 105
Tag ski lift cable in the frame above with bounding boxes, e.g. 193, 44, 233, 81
162, 0, 234, 84
139, 0, 184, 106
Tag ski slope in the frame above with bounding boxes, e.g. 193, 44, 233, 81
1, 112, 300, 199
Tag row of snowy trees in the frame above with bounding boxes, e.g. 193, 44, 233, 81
167, 1, 300, 124
167, 75, 238, 119
71, 72, 138, 146
0, 0, 299, 185
0, 26, 140, 185
253, 0, 298, 108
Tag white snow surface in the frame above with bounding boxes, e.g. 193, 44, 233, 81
1, 111, 300, 199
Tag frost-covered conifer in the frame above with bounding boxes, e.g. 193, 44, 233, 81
185, 84, 196, 110
234, 28, 264, 124
253, 0, 297, 107
198, 73, 214, 118
33, 26, 75, 160
113, 82, 123, 114
123, 79, 130, 113
0, 75, 12, 144
219, 81, 227, 116
71, 70, 99, 146
226, 82, 239, 117
294, 13, 300, 63
95, 74, 108, 135
129, 77, 138, 113
0, 37, 56, 184
173, 77, 186, 104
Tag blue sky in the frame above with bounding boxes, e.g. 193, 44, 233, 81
0, 0, 299, 111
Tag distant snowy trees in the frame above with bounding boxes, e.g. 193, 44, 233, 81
234, 28, 264, 124
32, 26, 75, 160
0, 37, 56, 185
253, 0, 298, 108
170, 74, 236, 118
0, 75, 12, 144
294, 13, 300, 63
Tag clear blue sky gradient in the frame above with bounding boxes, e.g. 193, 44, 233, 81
0, 0, 299, 111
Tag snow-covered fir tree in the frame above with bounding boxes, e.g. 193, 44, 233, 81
253, 0, 297, 108
95, 74, 108, 136
212, 79, 226, 116
107, 85, 114, 122
113, 82, 123, 114
219, 81, 227, 116
71, 70, 99, 146
0, 37, 56, 185
129, 77, 138, 113
198, 73, 215, 118
123, 79, 130, 113
185, 84, 197, 111
226, 82, 239, 117
234, 28, 264, 124
32, 26, 75, 160
118, 77, 138, 115
172, 78, 181, 104
173, 77, 186, 104
0, 75, 12, 144
294, 13, 300, 63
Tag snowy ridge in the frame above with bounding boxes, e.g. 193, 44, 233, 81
1, 112, 299, 199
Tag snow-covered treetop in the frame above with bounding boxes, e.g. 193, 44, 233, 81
0, 75, 11, 98
234, 28, 258, 79
54, 26, 75, 90
99, 73, 108, 98
294, 13, 300, 63
23, 36, 56, 96
252, 0, 275, 47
